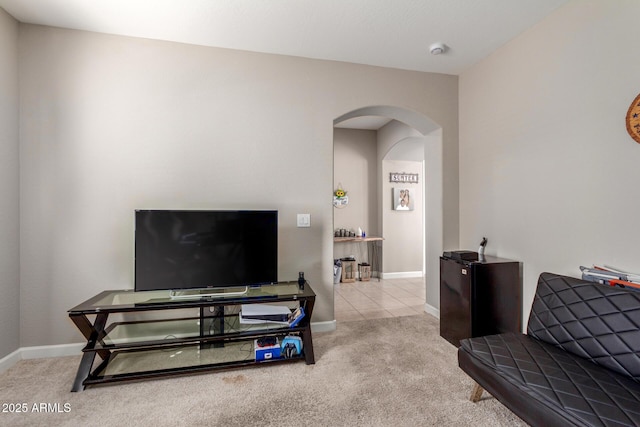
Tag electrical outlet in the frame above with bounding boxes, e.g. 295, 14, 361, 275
297, 214, 310, 228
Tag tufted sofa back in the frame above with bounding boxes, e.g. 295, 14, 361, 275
527, 272, 640, 382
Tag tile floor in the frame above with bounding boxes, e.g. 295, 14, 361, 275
334, 276, 426, 322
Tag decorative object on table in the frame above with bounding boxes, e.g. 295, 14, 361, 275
393, 188, 413, 211
626, 93, 640, 144
389, 172, 419, 184
335, 228, 356, 237
478, 237, 487, 261
333, 184, 349, 208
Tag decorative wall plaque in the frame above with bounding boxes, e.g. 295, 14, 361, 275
626, 93, 640, 144
333, 184, 348, 209
389, 172, 419, 184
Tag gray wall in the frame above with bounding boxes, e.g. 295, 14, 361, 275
378, 121, 425, 275
333, 128, 378, 237
459, 0, 640, 326
382, 159, 423, 274
0, 8, 20, 359
18, 25, 459, 346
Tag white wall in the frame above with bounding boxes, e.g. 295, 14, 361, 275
424, 129, 443, 311
0, 7, 20, 359
460, 0, 640, 326
18, 25, 459, 346
381, 159, 423, 274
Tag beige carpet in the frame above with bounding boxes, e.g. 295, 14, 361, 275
0, 314, 526, 427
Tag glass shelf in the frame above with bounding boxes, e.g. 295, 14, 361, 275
93, 341, 304, 380
70, 281, 313, 314
97, 315, 295, 349
100, 343, 253, 376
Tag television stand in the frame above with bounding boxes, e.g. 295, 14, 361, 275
67, 281, 315, 391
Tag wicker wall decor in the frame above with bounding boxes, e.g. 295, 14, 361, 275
625, 93, 640, 144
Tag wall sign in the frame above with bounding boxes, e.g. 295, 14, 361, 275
389, 172, 419, 184
626, 93, 640, 144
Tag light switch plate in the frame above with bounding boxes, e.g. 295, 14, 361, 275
297, 214, 310, 228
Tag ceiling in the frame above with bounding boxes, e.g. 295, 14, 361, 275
1, 0, 568, 130
1, 0, 568, 77
335, 116, 393, 131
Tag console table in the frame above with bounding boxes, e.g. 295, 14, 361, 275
68, 281, 315, 391
333, 236, 383, 280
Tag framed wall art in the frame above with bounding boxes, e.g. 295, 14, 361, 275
392, 188, 414, 211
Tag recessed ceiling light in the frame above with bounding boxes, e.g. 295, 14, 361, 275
429, 43, 447, 55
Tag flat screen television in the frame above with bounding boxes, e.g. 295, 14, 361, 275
134, 210, 278, 294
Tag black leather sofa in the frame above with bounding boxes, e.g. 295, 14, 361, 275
458, 272, 640, 427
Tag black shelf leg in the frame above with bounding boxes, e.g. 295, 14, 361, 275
71, 351, 97, 392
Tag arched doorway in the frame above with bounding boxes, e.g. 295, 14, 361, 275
332, 106, 443, 321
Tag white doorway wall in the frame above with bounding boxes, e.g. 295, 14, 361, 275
381, 135, 424, 278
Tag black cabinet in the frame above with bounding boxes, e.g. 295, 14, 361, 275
440, 255, 521, 347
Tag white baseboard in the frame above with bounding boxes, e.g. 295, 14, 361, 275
0, 343, 84, 373
20, 343, 84, 360
424, 303, 440, 319
380, 271, 423, 280
0, 348, 22, 374
311, 320, 336, 333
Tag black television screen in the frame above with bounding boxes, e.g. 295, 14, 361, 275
134, 210, 278, 292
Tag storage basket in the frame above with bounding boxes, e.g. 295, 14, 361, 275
358, 263, 371, 282
340, 259, 357, 283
